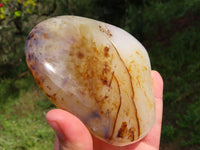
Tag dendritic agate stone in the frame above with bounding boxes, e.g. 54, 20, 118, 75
25, 16, 155, 146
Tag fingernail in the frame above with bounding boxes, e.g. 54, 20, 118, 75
48, 121, 65, 141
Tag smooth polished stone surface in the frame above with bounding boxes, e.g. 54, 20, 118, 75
25, 16, 155, 146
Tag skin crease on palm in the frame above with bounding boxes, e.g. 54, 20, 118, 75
46, 70, 163, 150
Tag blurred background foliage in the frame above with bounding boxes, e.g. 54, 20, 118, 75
0, 0, 200, 149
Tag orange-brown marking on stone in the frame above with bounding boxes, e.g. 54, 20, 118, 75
108, 71, 114, 87
43, 33, 49, 39
45, 93, 57, 104
136, 51, 140, 55
144, 91, 153, 110
143, 66, 147, 71
104, 46, 110, 57
100, 110, 104, 114
128, 127, 135, 141
53, 93, 57, 100
46, 85, 51, 90
69, 51, 73, 56
100, 76, 108, 85
130, 60, 135, 64
104, 95, 108, 99
102, 63, 111, 78
117, 122, 127, 138
80, 90, 86, 96
99, 25, 112, 37
136, 75, 141, 87
77, 51, 84, 59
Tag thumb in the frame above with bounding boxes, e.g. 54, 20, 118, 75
46, 109, 93, 150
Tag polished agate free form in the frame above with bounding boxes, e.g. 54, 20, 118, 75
25, 16, 155, 146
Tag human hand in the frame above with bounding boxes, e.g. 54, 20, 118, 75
46, 70, 163, 150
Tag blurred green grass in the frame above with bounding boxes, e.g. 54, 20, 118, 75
0, 0, 200, 149
0, 77, 55, 150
